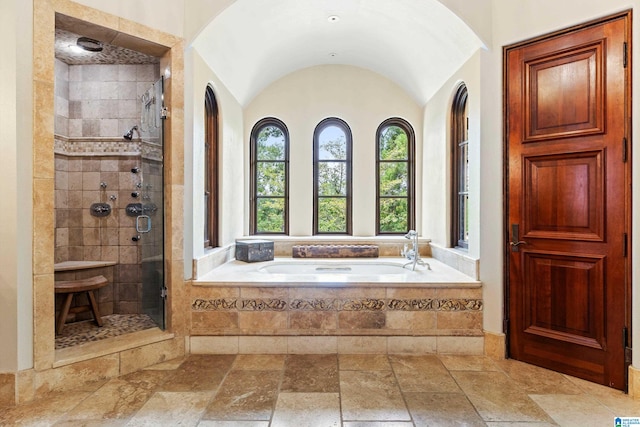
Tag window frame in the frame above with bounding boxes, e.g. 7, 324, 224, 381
313, 117, 353, 235
451, 84, 469, 249
249, 117, 290, 235
375, 117, 415, 235
204, 85, 219, 248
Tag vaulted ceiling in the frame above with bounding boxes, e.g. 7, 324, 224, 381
192, 0, 485, 107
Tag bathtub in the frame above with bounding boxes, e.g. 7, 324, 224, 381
195, 257, 479, 288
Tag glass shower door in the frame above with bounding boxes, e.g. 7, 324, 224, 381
137, 77, 166, 329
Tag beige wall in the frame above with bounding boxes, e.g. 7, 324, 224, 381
72, 0, 184, 37
423, 51, 481, 259
244, 64, 423, 237
185, 49, 245, 277
0, 0, 34, 373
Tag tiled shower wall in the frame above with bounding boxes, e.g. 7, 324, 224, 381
54, 154, 144, 315
55, 59, 158, 138
54, 59, 159, 315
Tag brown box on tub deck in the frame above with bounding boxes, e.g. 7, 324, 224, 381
235, 240, 274, 262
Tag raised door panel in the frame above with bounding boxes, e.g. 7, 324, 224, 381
524, 150, 604, 241
523, 251, 605, 350
525, 41, 604, 141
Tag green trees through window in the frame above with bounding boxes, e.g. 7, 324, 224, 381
249, 117, 414, 236
314, 119, 352, 234
250, 118, 288, 234
376, 119, 414, 234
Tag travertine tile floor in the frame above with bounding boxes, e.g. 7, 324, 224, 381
2, 353, 640, 426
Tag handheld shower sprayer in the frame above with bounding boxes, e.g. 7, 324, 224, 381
123, 125, 138, 141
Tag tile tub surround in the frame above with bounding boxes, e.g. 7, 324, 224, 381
191, 258, 482, 354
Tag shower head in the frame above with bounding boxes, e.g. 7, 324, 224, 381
123, 125, 138, 141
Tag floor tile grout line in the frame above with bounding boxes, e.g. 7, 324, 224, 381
388, 354, 417, 427
269, 353, 288, 426
337, 353, 345, 427
440, 355, 493, 425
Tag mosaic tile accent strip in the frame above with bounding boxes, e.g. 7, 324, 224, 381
55, 136, 140, 155
55, 314, 158, 349
191, 298, 483, 312
55, 136, 162, 160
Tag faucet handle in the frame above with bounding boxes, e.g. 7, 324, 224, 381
401, 243, 408, 257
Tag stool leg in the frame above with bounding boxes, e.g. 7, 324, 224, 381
56, 293, 74, 335
87, 290, 103, 327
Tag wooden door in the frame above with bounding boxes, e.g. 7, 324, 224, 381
505, 12, 631, 390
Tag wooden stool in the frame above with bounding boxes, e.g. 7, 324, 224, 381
54, 275, 109, 335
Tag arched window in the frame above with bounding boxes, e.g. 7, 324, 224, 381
204, 85, 219, 248
250, 118, 289, 234
313, 118, 352, 234
451, 84, 469, 249
376, 118, 415, 234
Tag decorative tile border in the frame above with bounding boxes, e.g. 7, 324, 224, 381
192, 298, 483, 312
54, 135, 162, 160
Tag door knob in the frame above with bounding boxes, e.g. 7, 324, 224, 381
510, 224, 527, 252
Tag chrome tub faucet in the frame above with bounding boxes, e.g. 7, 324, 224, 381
401, 230, 430, 271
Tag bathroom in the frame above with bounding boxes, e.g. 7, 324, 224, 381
4, 0, 489, 403
25, 0, 484, 372
3, 0, 640, 409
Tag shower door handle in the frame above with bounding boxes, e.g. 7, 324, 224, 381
136, 215, 151, 233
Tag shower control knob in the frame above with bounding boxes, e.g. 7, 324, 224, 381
131, 192, 140, 198
132, 235, 141, 242
131, 167, 140, 173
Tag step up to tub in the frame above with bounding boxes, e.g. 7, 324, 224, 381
54, 275, 109, 335
292, 244, 379, 258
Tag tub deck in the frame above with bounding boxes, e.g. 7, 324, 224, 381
195, 257, 480, 288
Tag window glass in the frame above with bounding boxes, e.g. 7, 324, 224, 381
376, 119, 414, 234
204, 86, 218, 248
452, 84, 469, 249
251, 118, 289, 234
314, 118, 352, 234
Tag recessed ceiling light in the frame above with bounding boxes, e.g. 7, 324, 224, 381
329, 52, 338, 57
68, 44, 84, 54
328, 15, 340, 23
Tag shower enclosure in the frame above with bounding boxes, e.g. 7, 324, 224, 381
53, 22, 167, 345
137, 77, 166, 329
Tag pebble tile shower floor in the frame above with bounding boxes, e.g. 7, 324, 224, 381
2, 353, 640, 426
55, 314, 158, 349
